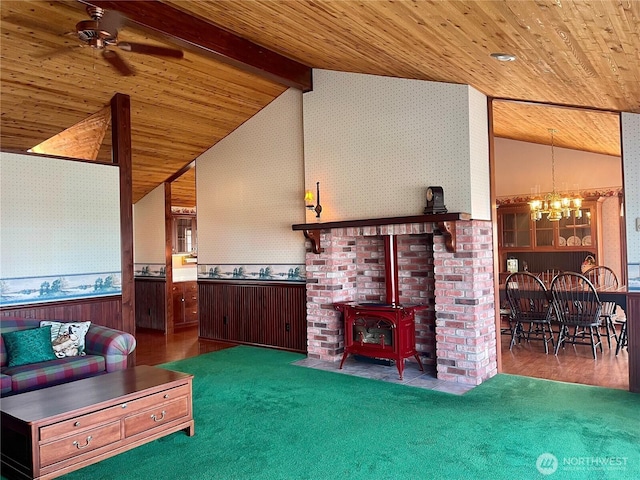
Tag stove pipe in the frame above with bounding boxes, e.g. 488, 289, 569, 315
384, 235, 400, 306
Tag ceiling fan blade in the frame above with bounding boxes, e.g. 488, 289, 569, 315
31, 44, 84, 60
102, 49, 135, 76
98, 9, 125, 37
117, 42, 184, 59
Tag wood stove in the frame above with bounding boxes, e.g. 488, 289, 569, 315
335, 235, 427, 379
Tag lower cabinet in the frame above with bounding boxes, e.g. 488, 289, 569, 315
136, 279, 198, 332
199, 281, 306, 353
172, 281, 198, 329
135, 278, 166, 331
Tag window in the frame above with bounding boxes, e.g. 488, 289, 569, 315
173, 216, 197, 253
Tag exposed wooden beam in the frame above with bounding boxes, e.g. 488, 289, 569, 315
166, 160, 195, 184
81, 0, 312, 92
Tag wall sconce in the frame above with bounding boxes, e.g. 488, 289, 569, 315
305, 181, 322, 218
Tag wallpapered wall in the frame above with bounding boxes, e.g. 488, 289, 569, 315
622, 113, 640, 291
495, 138, 622, 197
302, 70, 491, 221
599, 196, 623, 282
133, 183, 166, 264
468, 88, 491, 218
195, 88, 306, 278
0, 152, 121, 305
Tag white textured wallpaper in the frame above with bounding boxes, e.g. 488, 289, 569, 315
196, 88, 306, 264
622, 113, 640, 264
302, 70, 489, 221
468, 87, 491, 219
133, 183, 166, 264
0, 152, 121, 278
599, 196, 622, 281
495, 138, 622, 197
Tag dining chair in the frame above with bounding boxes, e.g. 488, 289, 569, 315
615, 318, 628, 356
550, 272, 603, 359
537, 269, 562, 288
584, 266, 619, 348
499, 306, 514, 337
505, 272, 555, 354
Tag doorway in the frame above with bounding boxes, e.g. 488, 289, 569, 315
491, 100, 628, 390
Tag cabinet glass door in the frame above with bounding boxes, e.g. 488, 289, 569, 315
534, 216, 554, 247
501, 212, 531, 247
559, 209, 592, 248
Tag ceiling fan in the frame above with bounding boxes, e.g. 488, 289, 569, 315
75, 5, 183, 76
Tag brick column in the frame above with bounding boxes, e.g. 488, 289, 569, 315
433, 220, 497, 385
305, 229, 357, 361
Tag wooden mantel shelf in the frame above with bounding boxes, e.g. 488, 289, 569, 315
292, 212, 471, 254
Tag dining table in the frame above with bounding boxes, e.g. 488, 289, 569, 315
498, 284, 628, 313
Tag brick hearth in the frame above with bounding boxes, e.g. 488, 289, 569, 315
304, 219, 497, 385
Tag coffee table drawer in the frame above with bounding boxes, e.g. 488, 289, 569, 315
124, 397, 189, 437
124, 384, 190, 412
40, 403, 124, 441
40, 421, 121, 467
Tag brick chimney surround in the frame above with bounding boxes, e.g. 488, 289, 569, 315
292, 214, 498, 386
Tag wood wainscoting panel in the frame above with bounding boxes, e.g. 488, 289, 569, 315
0, 296, 122, 330
198, 281, 306, 353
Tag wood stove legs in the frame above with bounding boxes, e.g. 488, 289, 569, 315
339, 351, 425, 380
410, 353, 425, 377
397, 354, 425, 380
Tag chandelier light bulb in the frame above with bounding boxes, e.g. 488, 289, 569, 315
528, 129, 583, 222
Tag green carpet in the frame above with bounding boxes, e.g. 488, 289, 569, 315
40, 347, 640, 479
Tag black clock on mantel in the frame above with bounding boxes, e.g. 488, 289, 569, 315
424, 186, 447, 214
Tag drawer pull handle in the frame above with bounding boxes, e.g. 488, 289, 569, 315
164, 394, 169, 399
151, 411, 166, 422
121, 403, 128, 408
72, 436, 92, 449
74, 421, 80, 427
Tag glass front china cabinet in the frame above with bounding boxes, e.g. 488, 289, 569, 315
497, 201, 598, 279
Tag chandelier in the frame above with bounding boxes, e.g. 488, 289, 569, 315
529, 129, 583, 221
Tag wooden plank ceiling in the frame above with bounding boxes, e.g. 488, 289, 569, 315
2, 1, 638, 207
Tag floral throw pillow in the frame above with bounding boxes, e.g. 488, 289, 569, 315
40, 321, 91, 358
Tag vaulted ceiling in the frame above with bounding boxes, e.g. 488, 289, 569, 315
1, 1, 638, 207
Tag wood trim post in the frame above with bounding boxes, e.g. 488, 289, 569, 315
488, 97, 502, 372
111, 94, 135, 353
164, 182, 174, 334
628, 294, 639, 393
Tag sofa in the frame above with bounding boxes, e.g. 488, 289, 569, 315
1, 318, 136, 397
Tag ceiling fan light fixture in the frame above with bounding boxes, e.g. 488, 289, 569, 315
71, 6, 184, 76
490, 52, 517, 62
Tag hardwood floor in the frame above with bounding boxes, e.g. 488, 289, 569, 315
135, 327, 234, 366
135, 326, 630, 391
500, 333, 629, 390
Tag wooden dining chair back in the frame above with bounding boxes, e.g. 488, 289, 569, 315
505, 272, 555, 354
550, 272, 603, 359
584, 266, 619, 348
537, 269, 561, 288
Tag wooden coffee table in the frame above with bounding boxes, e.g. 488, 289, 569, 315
1, 365, 194, 480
